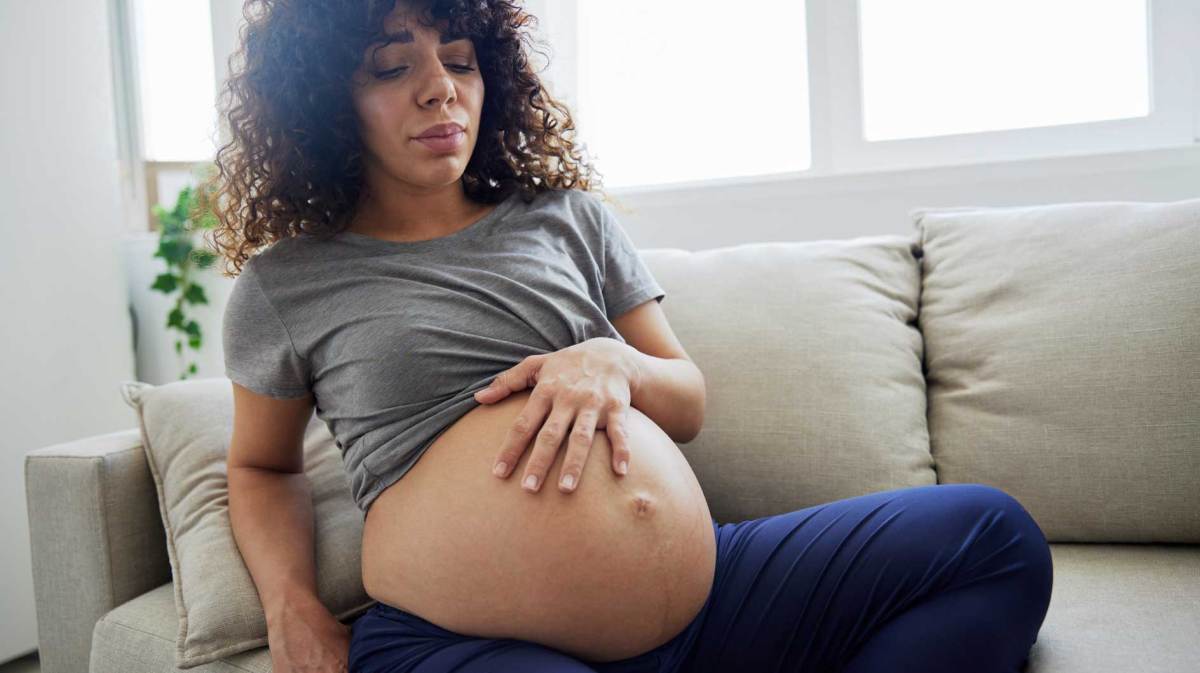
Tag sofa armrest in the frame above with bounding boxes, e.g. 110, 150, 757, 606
25, 428, 171, 673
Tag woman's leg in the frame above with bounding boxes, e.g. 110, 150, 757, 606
675, 483, 1054, 673
348, 602, 599, 673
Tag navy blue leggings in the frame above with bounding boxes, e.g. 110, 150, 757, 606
348, 483, 1053, 673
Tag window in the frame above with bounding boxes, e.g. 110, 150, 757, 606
111, 0, 219, 231
130, 0, 218, 161
530, 0, 1197, 190
858, 0, 1150, 141
574, 0, 811, 190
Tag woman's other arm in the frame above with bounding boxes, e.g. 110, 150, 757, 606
227, 382, 351, 672
611, 299, 706, 444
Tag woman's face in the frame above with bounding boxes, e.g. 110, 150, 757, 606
350, 3, 485, 192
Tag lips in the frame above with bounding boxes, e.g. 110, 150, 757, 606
415, 121, 465, 139
412, 127, 466, 153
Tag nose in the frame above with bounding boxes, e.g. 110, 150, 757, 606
417, 62, 457, 109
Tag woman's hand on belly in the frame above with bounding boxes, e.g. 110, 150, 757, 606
473, 337, 643, 494
360, 386, 717, 663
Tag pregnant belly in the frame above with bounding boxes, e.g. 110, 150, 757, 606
359, 388, 717, 663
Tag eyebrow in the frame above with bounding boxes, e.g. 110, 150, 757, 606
381, 28, 470, 45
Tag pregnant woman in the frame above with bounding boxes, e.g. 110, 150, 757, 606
211, 2, 1054, 672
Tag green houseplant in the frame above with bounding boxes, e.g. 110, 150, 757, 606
150, 163, 219, 380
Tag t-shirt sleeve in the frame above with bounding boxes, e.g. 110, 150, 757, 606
597, 199, 666, 321
222, 262, 312, 399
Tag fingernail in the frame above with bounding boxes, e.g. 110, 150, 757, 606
493, 462, 507, 477
618, 460, 628, 475
523, 474, 539, 490
560, 474, 575, 490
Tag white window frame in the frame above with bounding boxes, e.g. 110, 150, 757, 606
826, 0, 1197, 173
110, 0, 229, 232
108, 0, 150, 232
532, 0, 1199, 183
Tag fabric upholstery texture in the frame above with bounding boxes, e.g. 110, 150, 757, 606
641, 235, 935, 523
25, 429, 171, 673
116, 378, 375, 668
913, 198, 1200, 543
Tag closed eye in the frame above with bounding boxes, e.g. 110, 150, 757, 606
377, 64, 476, 78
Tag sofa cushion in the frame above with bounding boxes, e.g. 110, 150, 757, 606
1032, 543, 1200, 673
912, 198, 1200, 543
118, 379, 375, 669
91, 546, 1200, 673
639, 236, 934, 523
91, 583, 273, 673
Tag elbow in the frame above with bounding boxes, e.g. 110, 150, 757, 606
675, 424, 702, 445
674, 413, 704, 444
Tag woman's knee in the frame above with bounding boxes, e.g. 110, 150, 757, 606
947, 483, 1054, 600
943, 483, 1039, 529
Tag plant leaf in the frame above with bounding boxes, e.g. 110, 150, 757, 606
151, 273, 178, 293
157, 237, 193, 266
183, 283, 208, 305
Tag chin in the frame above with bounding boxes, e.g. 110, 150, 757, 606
401, 161, 465, 184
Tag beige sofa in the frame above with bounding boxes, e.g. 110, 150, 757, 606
26, 199, 1200, 672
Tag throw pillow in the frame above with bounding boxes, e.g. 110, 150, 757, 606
912, 197, 1200, 543
119, 377, 376, 669
638, 236, 934, 522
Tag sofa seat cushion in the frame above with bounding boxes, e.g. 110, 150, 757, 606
91, 583, 272, 673
91, 545, 1200, 673
1033, 543, 1200, 673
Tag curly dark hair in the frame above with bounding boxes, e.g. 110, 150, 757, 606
199, 0, 607, 276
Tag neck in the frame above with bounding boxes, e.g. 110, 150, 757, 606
350, 177, 484, 240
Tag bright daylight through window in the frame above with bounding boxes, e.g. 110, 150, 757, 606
575, 0, 811, 189
131, 0, 219, 161
858, 0, 1150, 141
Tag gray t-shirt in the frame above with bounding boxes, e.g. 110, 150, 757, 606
221, 187, 666, 513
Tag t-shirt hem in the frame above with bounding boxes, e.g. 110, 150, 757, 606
359, 460, 416, 514
355, 378, 495, 513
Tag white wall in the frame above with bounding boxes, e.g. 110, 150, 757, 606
605, 144, 1200, 252
0, 0, 137, 664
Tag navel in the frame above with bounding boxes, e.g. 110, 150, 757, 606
630, 493, 655, 518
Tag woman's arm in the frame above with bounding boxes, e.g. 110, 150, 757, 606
611, 300, 707, 444
226, 383, 350, 672
627, 351, 706, 444
228, 466, 327, 624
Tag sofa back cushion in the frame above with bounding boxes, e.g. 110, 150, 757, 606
119, 378, 374, 669
913, 198, 1200, 543
640, 235, 934, 524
